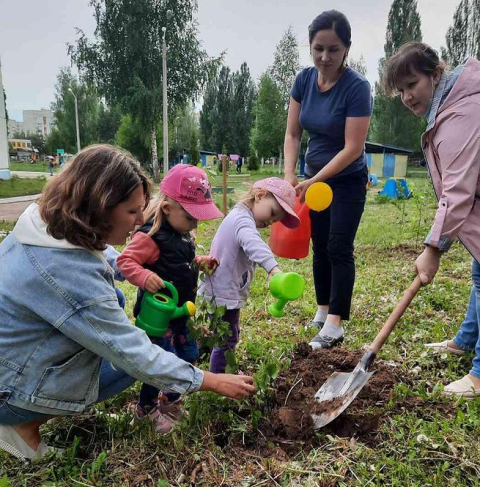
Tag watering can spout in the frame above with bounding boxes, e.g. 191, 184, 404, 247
172, 301, 196, 321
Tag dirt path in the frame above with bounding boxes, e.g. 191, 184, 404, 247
0, 195, 39, 221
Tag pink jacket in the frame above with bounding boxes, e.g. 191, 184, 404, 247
423, 58, 480, 262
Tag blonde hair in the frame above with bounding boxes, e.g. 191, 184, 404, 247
39, 144, 150, 251
141, 193, 185, 236
237, 187, 268, 209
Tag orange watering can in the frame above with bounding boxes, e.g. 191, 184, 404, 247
269, 182, 333, 260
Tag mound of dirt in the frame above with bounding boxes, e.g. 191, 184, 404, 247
258, 343, 408, 445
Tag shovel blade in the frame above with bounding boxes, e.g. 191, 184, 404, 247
311, 366, 374, 429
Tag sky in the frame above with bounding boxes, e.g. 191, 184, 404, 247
0, 0, 459, 122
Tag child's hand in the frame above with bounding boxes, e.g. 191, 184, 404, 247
267, 266, 282, 287
195, 255, 220, 275
145, 274, 165, 293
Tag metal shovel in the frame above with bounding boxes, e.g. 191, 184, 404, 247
312, 276, 422, 429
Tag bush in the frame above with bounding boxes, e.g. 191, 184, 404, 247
247, 152, 259, 171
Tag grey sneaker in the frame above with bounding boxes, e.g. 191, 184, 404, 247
305, 320, 324, 331
309, 333, 344, 350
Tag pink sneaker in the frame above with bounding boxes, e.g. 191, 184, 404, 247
132, 399, 184, 435
155, 397, 184, 434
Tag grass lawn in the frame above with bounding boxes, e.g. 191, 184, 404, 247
9, 160, 59, 173
0, 176, 47, 198
1, 174, 480, 485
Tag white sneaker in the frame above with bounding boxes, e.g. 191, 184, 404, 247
443, 375, 480, 399
0, 425, 59, 462
425, 340, 465, 356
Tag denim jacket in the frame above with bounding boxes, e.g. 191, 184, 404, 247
0, 204, 203, 416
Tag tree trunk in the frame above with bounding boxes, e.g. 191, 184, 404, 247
151, 128, 159, 181
261, 157, 264, 167
278, 146, 283, 175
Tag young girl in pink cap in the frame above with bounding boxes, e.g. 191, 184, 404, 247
198, 177, 300, 373
118, 164, 222, 434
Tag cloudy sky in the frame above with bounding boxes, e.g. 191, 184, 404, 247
0, 0, 459, 122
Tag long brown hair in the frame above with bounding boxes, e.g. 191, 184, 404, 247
39, 144, 151, 251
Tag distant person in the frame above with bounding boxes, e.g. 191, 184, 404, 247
236, 157, 243, 173
48, 157, 55, 176
384, 42, 480, 399
283, 10, 372, 349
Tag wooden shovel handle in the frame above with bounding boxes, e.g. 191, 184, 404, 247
369, 276, 422, 355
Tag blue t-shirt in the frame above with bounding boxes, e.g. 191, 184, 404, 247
291, 66, 372, 179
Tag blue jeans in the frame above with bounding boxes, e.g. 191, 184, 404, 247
0, 360, 136, 425
115, 287, 126, 308
139, 318, 199, 408
453, 259, 480, 378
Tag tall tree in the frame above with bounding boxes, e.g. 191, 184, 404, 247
370, 0, 425, 151
211, 66, 234, 154
189, 128, 200, 165
46, 67, 101, 154
349, 55, 367, 76
442, 0, 480, 66
199, 75, 217, 152
28, 132, 46, 157
70, 0, 217, 180
252, 73, 285, 160
172, 104, 198, 162
268, 26, 301, 109
232, 62, 256, 157
115, 114, 162, 168
97, 102, 122, 144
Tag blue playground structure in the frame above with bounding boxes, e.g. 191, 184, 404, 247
378, 178, 412, 199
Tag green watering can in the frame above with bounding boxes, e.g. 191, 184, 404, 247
136, 281, 196, 337
268, 272, 305, 318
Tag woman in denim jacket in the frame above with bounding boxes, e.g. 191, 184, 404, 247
0, 144, 255, 461
384, 43, 480, 398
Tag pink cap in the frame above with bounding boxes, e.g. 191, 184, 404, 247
252, 177, 300, 229
160, 164, 223, 220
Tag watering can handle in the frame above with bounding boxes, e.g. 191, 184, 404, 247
369, 276, 422, 355
161, 281, 179, 305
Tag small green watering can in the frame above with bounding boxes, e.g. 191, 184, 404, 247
136, 281, 196, 337
268, 272, 305, 318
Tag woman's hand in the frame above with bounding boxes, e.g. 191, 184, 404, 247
415, 246, 441, 285
200, 371, 256, 399
295, 179, 314, 203
285, 172, 299, 188
145, 273, 165, 293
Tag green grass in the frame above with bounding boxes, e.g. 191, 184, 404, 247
0, 176, 47, 198
0, 221, 14, 244
9, 160, 59, 173
2, 175, 480, 485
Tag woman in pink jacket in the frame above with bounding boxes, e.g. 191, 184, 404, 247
384, 42, 480, 399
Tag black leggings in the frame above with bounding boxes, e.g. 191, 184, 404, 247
309, 167, 367, 320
